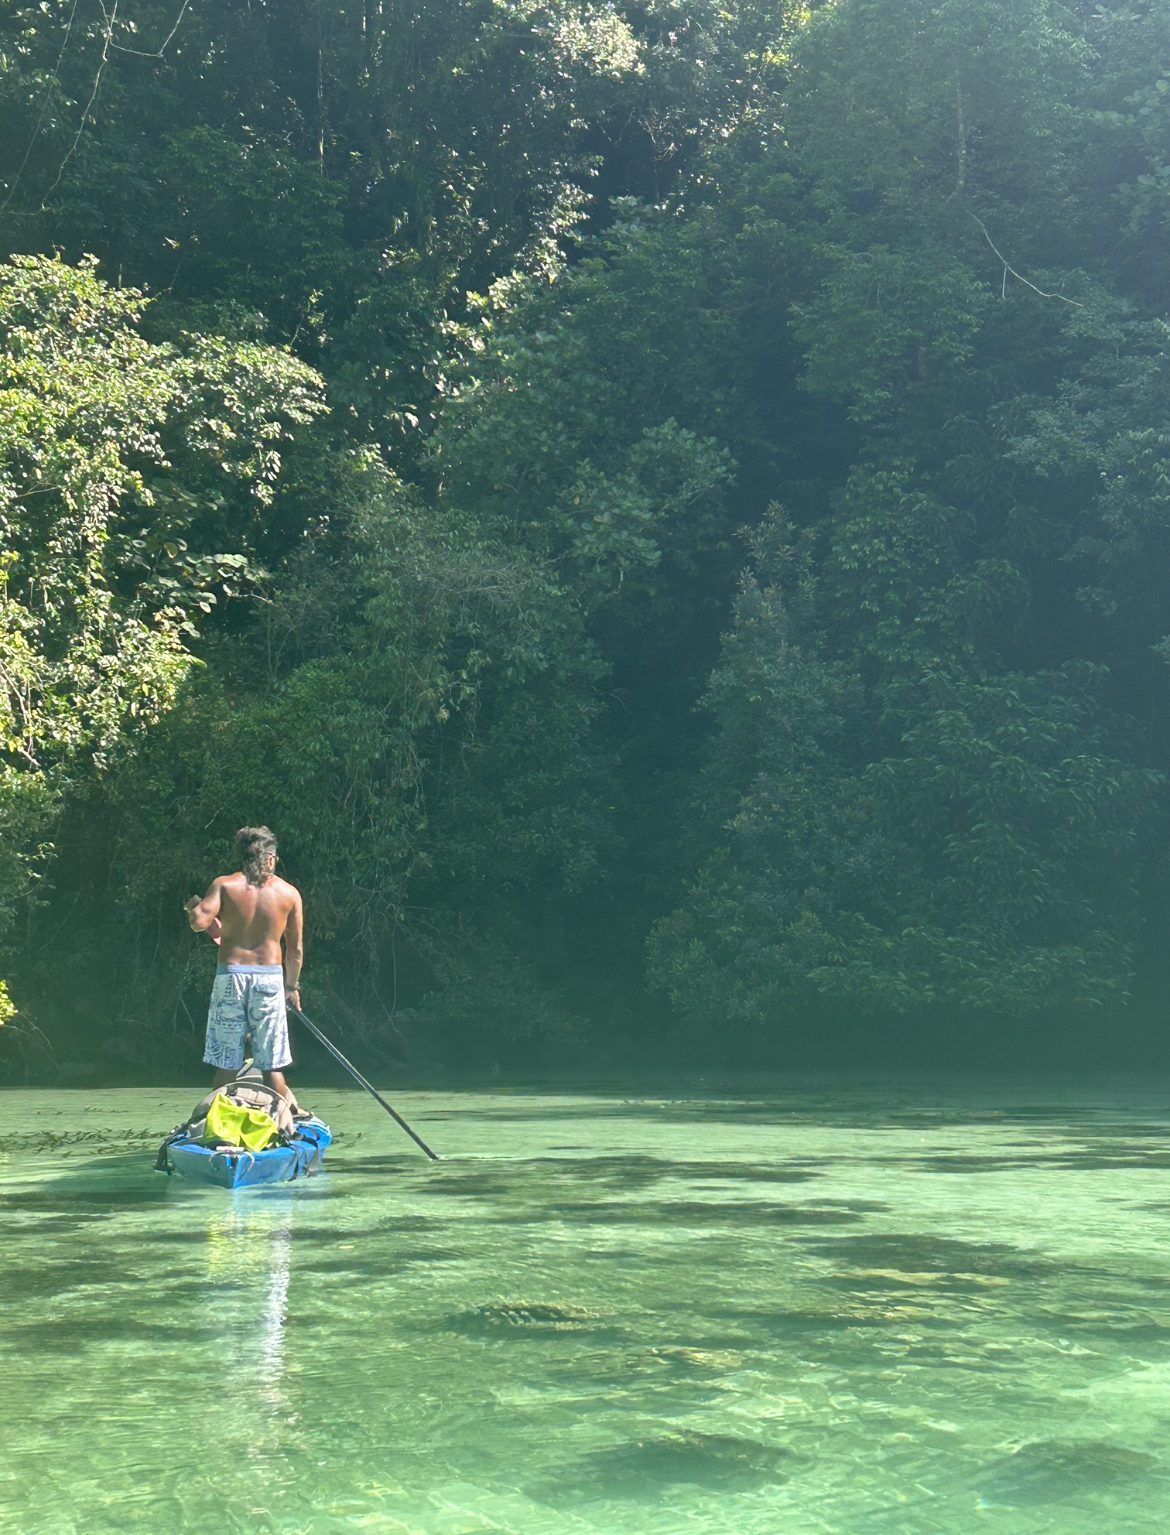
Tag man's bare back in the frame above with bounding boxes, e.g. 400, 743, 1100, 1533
186, 828, 304, 1098
189, 871, 303, 974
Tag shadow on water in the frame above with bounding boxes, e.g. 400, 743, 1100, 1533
914, 1147, 1170, 1173
436, 1090, 1170, 1133
413, 1172, 514, 1197
802, 1233, 1065, 1278
327, 1154, 419, 1176
3, 1260, 122, 1299
526, 1155, 825, 1186
535, 1199, 865, 1226
6, 1317, 207, 1353
296, 1246, 457, 1276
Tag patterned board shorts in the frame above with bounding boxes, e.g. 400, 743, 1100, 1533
203, 964, 292, 1072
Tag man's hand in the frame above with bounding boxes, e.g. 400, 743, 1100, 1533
286, 984, 301, 1011
184, 896, 200, 913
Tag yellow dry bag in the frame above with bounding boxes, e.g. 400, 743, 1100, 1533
203, 1094, 280, 1151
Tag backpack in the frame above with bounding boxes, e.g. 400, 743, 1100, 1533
155, 1073, 299, 1170
185, 1079, 298, 1143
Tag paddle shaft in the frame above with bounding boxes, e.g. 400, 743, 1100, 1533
290, 1005, 439, 1160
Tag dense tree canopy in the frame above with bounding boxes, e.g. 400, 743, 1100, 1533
2, 0, 1170, 1078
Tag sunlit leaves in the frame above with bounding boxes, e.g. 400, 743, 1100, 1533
0, 252, 325, 768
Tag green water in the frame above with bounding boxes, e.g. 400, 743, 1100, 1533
4, 1080, 1170, 1533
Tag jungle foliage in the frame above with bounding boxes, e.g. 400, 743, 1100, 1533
2, 0, 1169, 1076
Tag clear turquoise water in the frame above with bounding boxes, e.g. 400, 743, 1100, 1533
4, 1079, 1170, 1533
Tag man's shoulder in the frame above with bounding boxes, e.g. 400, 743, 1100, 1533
211, 872, 246, 906
271, 875, 301, 902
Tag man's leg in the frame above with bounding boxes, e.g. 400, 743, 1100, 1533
204, 974, 246, 1083
248, 977, 304, 1109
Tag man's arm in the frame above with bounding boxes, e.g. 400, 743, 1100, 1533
283, 888, 304, 1004
185, 879, 223, 934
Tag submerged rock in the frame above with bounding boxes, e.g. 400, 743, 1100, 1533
979, 1440, 1160, 1505
448, 1300, 610, 1334
648, 1345, 745, 1371
540, 1430, 794, 1502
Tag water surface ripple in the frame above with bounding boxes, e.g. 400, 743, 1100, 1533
3, 1079, 1170, 1533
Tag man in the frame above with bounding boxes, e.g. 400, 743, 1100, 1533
185, 825, 303, 1099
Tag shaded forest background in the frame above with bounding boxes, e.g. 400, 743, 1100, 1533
2, 0, 1170, 1082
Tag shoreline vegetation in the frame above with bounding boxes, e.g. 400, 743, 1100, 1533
3, 0, 1170, 1081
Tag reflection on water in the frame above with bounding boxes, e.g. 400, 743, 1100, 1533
201, 1198, 294, 1455
3, 1078, 1170, 1532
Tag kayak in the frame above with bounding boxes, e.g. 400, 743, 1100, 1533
159, 1117, 332, 1188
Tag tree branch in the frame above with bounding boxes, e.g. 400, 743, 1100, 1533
970, 214, 1083, 307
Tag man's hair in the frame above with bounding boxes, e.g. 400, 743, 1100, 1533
233, 825, 278, 886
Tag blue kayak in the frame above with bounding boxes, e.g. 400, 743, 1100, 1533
160, 1117, 331, 1188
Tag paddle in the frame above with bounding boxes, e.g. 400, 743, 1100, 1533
290, 1005, 440, 1160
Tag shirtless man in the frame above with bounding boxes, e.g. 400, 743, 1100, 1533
184, 825, 303, 1098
